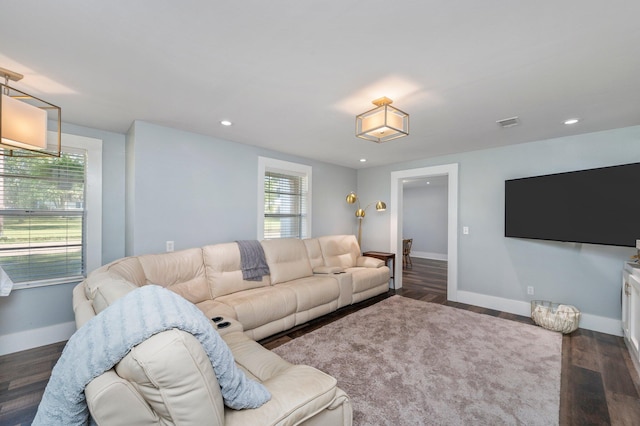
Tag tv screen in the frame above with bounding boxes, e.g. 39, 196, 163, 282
505, 162, 640, 247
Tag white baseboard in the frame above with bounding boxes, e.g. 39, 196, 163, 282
0, 292, 623, 356
456, 290, 622, 337
0, 321, 75, 356
412, 251, 448, 261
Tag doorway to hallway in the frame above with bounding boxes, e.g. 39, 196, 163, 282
390, 163, 458, 302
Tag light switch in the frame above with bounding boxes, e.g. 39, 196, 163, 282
463, 226, 469, 235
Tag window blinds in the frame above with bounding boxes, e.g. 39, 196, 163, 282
0, 150, 86, 283
264, 170, 308, 239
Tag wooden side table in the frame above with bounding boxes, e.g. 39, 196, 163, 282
362, 251, 395, 289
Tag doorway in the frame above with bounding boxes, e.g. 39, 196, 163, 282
390, 164, 458, 302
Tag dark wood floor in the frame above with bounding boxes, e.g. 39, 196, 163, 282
1, 257, 639, 425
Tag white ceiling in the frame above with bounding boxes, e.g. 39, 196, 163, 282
2, 1, 640, 169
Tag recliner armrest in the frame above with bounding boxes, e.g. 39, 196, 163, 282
357, 256, 384, 268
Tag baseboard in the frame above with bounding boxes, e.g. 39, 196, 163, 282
0, 321, 75, 356
0, 293, 622, 355
456, 290, 622, 337
411, 251, 448, 261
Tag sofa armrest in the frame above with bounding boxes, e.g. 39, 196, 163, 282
312, 266, 344, 274
225, 365, 338, 426
356, 256, 384, 268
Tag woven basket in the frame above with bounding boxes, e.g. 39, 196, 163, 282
530, 300, 580, 334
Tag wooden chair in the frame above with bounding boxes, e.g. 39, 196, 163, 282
402, 238, 413, 269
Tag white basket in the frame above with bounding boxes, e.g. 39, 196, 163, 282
530, 300, 580, 334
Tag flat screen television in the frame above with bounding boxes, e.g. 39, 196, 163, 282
504, 162, 640, 247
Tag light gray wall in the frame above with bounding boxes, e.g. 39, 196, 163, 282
403, 185, 448, 256
1, 120, 357, 341
358, 125, 640, 321
0, 123, 126, 336
126, 121, 357, 255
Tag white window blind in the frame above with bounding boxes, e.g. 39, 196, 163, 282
264, 170, 309, 239
0, 150, 86, 284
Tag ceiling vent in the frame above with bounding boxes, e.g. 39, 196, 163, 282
496, 116, 520, 128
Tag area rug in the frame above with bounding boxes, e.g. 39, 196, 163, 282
272, 296, 561, 425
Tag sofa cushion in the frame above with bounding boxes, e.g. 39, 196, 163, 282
105, 257, 147, 286
262, 238, 313, 285
226, 364, 338, 426
318, 235, 361, 268
223, 331, 292, 381
223, 332, 340, 426
216, 286, 297, 330
203, 243, 270, 299
303, 238, 325, 269
138, 248, 210, 304
275, 275, 340, 312
345, 266, 390, 294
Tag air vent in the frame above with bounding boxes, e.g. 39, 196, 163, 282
496, 116, 520, 128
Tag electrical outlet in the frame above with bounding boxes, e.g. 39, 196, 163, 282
463, 226, 469, 235
527, 286, 534, 296
166, 241, 174, 252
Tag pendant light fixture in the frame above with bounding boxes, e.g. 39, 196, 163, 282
0, 67, 61, 157
356, 97, 409, 143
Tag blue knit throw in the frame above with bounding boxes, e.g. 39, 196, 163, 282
33, 285, 271, 425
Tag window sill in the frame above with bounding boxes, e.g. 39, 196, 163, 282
12, 276, 84, 290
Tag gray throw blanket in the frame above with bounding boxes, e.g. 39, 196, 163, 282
236, 240, 270, 281
32, 285, 271, 426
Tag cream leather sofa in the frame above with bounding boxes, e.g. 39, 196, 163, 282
72, 235, 390, 425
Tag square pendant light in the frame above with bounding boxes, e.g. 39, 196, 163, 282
0, 67, 61, 157
356, 97, 409, 143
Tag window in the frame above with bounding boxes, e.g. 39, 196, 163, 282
258, 157, 311, 240
0, 133, 102, 288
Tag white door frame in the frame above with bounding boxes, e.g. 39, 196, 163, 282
390, 163, 458, 301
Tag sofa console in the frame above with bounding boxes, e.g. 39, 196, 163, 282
72, 234, 390, 425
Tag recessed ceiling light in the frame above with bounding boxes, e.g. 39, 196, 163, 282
360, 158, 367, 162
426, 181, 430, 185
220, 120, 232, 126
564, 118, 580, 125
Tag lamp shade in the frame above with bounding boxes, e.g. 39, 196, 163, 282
356, 97, 409, 143
1, 93, 47, 150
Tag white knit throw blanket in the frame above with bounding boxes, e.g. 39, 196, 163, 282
33, 285, 271, 426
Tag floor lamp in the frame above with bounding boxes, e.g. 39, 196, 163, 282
346, 192, 386, 247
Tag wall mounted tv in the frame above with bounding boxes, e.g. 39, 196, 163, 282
504, 162, 640, 247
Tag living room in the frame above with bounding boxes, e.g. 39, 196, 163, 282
1, 1, 640, 424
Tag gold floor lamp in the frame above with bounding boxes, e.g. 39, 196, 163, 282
346, 192, 386, 247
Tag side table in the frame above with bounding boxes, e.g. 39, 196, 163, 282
362, 251, 395, 289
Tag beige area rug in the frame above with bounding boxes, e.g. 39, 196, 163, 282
272, 296, 562, 426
